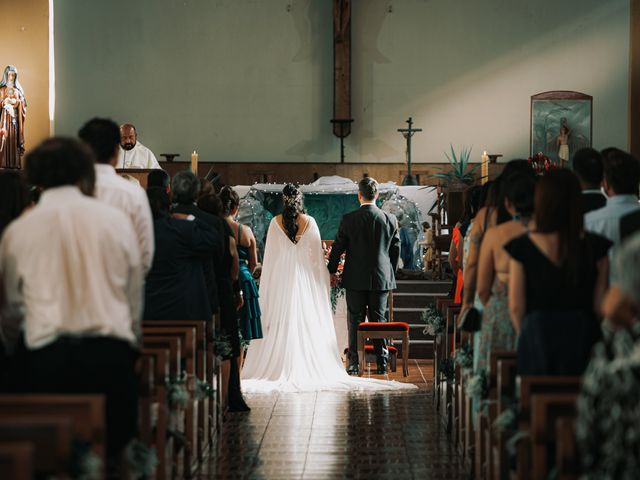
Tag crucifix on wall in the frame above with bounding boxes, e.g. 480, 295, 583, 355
331, 0, 353, 163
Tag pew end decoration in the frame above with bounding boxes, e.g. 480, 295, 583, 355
421, 305, 445, 336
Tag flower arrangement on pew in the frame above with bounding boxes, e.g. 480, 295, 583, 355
323, 242, 346, 313
528, 152, 556, 175
465, 369, 488, 403
453, 342, 473, 375
438, 356, 455, 383
421, 305, 445, 336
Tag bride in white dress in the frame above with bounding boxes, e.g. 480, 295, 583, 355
241, 185, 416, 393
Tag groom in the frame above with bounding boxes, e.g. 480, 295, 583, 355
328, 177, 401, 375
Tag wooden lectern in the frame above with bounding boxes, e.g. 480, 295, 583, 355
116, 169, 154, 189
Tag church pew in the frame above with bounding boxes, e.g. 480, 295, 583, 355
206, 318, 218, 443
142, 327, 199, 478
0, 442, 33, 480
492, 356, 517, 480
530, 393, 578, 480
143, 320, 210, 458
142, 348, 171, 480
143, 335, 183, 478
555, 416, 579, 480
143, 336, 182, 377
433, 298, 456, 410
516, 377, 581, 480
481, 351, 516, 480
439, 304, 461, 432
0, 395, 105, 466
0, 416, 72, 476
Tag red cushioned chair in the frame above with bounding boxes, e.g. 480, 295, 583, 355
357, 322, 410, 377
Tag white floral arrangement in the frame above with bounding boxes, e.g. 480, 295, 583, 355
422, 305, 445, 336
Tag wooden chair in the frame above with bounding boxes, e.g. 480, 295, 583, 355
0, 442, 33, 480
357, 322, 410, 376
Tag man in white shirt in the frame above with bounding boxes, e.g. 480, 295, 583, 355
0, 137, 143, 467
116, 123, 161, 169
585, 148, 640, 279
79, 118, 155, 272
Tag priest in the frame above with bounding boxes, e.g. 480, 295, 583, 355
117, 123, 160, 169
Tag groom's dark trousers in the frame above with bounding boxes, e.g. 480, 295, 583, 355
328, 204, 400, 368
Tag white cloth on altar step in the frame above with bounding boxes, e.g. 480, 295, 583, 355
241, 216, 416, 393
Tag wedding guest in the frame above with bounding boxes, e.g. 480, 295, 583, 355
475, 171, 536, 372
585, 148, 640, 274
506, 169, 611, 375
0, 170, 29, 237
78, 118, 155, 273
0, 137, 143, 467
171, 171, 224, 316
143, 187, 216, 322
147, 169, 171, 192
117, 123, 160, 169
601, 232, 640, 328
572, 147, 606, 214
197, 192, 249, 412
219, 186, 262, 343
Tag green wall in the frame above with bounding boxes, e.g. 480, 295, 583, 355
55, 0, 629, 164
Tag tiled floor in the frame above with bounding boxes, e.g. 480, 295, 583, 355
202, 360, 466, 479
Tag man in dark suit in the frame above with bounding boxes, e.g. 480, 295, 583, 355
328, 177, 401, 375
573, 147, 607, 214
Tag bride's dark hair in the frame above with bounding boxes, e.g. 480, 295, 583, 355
282, 184, 305, 243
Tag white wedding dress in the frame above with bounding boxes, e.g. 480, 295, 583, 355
241, 216, 417, 393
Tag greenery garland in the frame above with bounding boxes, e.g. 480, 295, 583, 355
166, 373, 189, 409
438, 357, 455, 383
421, 305, 445, 336
330, 286, 346, 313
453, 343, 473, 374
214, 333, 233, 359
465, 369, 488, 401
124, 439, 159, 478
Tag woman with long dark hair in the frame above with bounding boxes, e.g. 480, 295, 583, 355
475, 171, 536, 372
219, 187, 263, 344
0, 170, 30, 237
505, 169, 611, 375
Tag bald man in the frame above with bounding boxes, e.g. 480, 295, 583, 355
117, 123, 161, 169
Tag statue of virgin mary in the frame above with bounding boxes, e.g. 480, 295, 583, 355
0, 65, 27, 169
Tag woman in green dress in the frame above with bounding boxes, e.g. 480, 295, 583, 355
219, 187, 263, 345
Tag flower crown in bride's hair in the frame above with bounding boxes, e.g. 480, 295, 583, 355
282, 184, 303, 207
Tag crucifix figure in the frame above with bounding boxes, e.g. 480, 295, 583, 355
331, 0, 353, 163
397, 117, 423, 185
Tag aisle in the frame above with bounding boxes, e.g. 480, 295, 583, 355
202, 361, 465, 479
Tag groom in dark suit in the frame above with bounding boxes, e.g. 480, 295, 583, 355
328, 177, 401, 375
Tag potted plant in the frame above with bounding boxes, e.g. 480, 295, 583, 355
435, 145, 479, 225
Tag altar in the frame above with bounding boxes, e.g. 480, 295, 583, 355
235, 176, 434, 270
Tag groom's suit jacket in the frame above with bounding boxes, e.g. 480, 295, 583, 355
327, 204, 400, 291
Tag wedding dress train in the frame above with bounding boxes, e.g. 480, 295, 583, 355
241, 217, 416, 393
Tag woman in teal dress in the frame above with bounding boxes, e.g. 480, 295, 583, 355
219, 187, 263, 343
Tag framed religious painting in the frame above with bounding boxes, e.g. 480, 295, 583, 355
530, 91, 592, 166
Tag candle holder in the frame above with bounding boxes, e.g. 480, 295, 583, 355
160, 153, 180, 163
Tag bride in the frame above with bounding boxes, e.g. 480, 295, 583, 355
241, 184, 416, 393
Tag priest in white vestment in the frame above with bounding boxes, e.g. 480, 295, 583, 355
116, 123, 161, 169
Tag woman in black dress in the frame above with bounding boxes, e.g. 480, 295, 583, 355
505, 169, 611, 376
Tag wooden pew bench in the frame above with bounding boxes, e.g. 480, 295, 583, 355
0, 442, 33, 480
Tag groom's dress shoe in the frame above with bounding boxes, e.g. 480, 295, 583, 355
376, 365, 388, 375
346, 365, 359, 376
